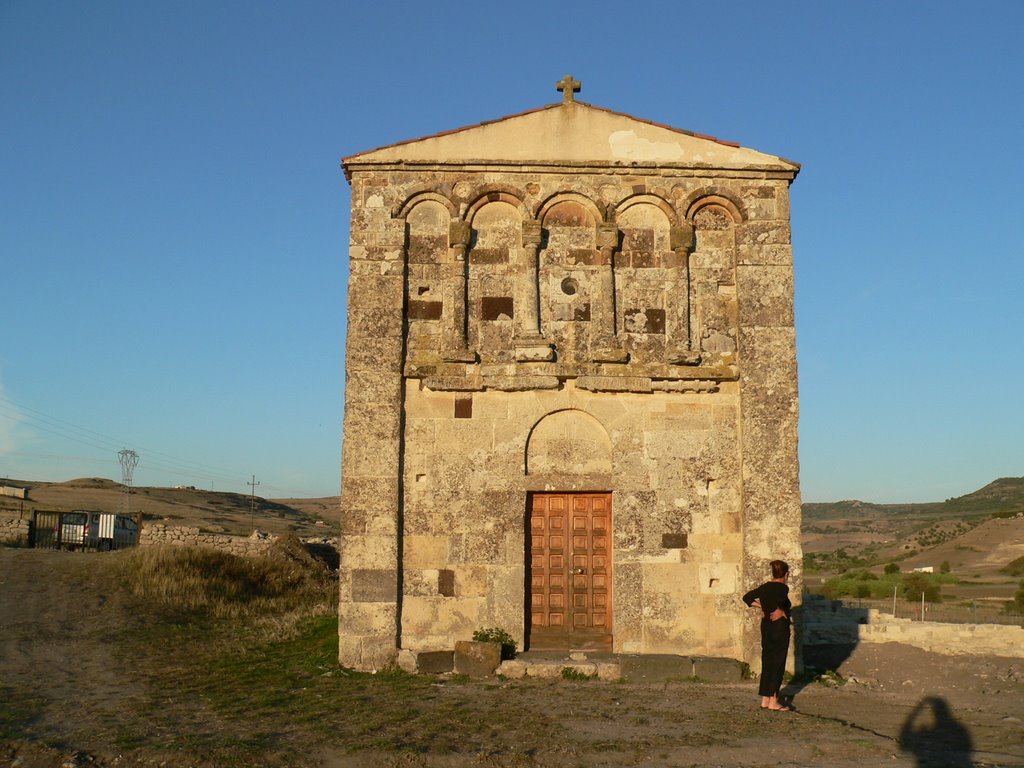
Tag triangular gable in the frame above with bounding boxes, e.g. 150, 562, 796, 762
343, 101, 799, 177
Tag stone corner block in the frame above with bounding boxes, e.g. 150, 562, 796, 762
453, 640, 501, 677
351, 568, 397, 602
596, 662, 622, 682
525, 663, 563, 679
416, 650, 455, 674
397, 649, 418, 674
497, 659, 527, 679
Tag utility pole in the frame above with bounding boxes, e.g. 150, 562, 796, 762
118, 449, 139, 517
247, 474, 260, 532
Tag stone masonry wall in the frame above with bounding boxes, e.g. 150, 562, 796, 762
804, 597, 1024, 658
138, 525, 324, 558
341, 103, 801, 671
400, 383, 745, 657
0, 515, 31, 545
139, 525, 274, 556
343, 169, 800, 669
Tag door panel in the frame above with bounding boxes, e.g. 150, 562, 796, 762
529, 492, 611, 651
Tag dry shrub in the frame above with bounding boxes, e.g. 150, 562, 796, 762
114, 536, 337, 624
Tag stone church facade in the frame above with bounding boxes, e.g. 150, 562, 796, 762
339, 79, 802, 672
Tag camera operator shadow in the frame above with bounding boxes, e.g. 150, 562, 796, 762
899, 696, 974, 768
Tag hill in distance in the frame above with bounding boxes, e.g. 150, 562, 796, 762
803, 478, 1024, 597
0, 477, 339, 538
5, 476, 1022, 586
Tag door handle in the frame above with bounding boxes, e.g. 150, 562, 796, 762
573, 567, 586, 575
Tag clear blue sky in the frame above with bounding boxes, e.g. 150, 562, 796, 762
2, 1, 1021, 502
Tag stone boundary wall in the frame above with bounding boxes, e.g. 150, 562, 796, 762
856, 610, 1024, 657
803, 596, 1024, 659
139, 525, 276, 557
138, 524, 339, 559
0, 515, 30, 544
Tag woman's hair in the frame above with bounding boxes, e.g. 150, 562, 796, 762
770, 560, 790, 579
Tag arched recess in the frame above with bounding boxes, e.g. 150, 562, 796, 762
403, 199, 453, 357
682, 191, 745, 226
535, 194, 605, 350
616, 193, 679, 226
526, 409, 613, 476
616, 199, 674, 252
467, 199, 522, 354
405, 198, 453, 235
537, 192, 604, 226
466, 188, 530, 225
684, 193, 741, 360
396, 191, 458, 221
613, 200, 675, 350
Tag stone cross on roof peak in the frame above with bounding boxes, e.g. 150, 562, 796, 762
556, 74, 581, 104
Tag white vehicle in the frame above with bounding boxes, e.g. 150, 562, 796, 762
59, 511, 88, 548
81, 511, 139, 550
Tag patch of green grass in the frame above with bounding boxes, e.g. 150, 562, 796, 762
46, 544, 574, 764
124, 608, 566, 761
561, 666, 598, 681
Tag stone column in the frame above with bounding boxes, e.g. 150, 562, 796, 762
443, 220, 475, 362
515, 219, 554, 362
593, 222, 628, 363
519, 220, 542, 337
667, 222, 700, 365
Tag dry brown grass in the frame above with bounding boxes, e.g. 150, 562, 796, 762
112, 537, 337, 627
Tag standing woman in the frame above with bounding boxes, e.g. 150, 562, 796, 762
742, 560, 792, 711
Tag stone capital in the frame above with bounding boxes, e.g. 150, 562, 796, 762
449, 220, 472, 247
597, 223, 620, 250
670, 223, 695, 253
521, 220, 543, 246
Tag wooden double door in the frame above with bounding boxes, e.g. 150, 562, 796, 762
528, 492, 612, 651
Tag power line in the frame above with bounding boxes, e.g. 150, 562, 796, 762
0, 396, 246, 481
0, 396, 246, 486
0, 395, 334, 499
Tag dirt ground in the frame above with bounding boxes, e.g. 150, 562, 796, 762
2, 547, 1023, 768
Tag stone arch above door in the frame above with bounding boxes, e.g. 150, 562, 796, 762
526, 409, 612, 476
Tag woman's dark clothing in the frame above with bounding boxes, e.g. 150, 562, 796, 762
742, 581, 792, 697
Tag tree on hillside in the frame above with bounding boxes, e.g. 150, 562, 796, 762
902, 572, 942, 603
1010, 580, 1024, 615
